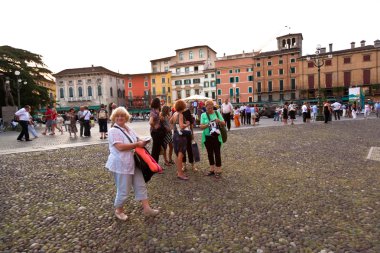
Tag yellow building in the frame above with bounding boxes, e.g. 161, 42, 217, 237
38, 79, 57, 104
150, 71, 172, 106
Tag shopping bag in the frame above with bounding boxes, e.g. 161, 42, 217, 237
191, 142, 200, 162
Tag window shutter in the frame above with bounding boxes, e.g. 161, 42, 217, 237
308, 74, 314, 89
325, 73, 332, 88
344, 72, 351, 87
363, 69, 370, 84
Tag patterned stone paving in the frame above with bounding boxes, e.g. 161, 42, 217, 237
367, 147, 380, 161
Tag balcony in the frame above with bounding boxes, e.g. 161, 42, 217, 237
172, 70, 202, 76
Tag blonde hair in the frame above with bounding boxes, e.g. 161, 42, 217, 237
109, 106, 131, 123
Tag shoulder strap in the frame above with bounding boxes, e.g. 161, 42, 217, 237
113, 125, 134, 144
206, 112, 211, 122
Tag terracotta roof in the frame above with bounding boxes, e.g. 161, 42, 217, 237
175, 45, 217, 54
54, 66, 123, 77
150, 56, 175, 62
216, 52, 258, 61
254, 48, 301, 58
298, 45, 378, 59
150, 71, 171, 75
123, 73, 152, 77
170, 60, 205, 68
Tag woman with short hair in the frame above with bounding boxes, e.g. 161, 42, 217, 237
106, 107, 159, 221
200, 100, 225, 179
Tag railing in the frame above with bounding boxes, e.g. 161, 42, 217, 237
66, 97, 93, 102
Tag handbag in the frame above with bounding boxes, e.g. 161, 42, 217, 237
216, 111, 227, 143
114, 126, 162, 182
191, 141, 200, 162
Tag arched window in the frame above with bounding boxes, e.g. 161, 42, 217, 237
282, 39, 286, 48
69, 87, 74, 97
60, 88, 64, 98
78, 86, 83, 97
98, 85, 102, 96
110, 87, 113, 97
88, 86, 92, 97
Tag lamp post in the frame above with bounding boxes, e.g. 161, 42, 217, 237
12, 70, 28, 109
306, 45, 332, 121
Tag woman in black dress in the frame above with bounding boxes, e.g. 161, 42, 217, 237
282, 102, 289, 125
323, 101, 331, 123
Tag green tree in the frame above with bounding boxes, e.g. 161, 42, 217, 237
0, 45, 53, 110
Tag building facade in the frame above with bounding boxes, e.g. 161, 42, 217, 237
38, 79, 57, 105
170, 46, 217, 101
124, 73, 151, 108
215, 53, 255, 104
298, 40, 380, 102
54, 66, 125, 110
150, 71, 172, 106
203, 68, 217, 100
215, 33, 303, 105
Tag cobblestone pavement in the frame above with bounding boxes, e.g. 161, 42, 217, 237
0, 116, 379, 252
0, 115, 372, 155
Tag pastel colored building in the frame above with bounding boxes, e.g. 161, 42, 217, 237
150, 71, 172, 106
54, 66, 125, 110
298, 40, 380, 102
203, 68, 217, 100
215, 52, 255, 104
124, 73, 151, 108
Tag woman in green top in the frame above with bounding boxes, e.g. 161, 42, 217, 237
200, 100, 225, 179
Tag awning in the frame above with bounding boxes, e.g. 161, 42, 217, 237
88, 105, 100, 110
127, 109, 151, 114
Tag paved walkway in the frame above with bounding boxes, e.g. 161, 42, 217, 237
0, 115, 374, 155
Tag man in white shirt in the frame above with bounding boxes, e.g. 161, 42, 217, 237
221, 98, 233, 130
331, 101, 342, 120
301, 102, 308, 123
15, 105, 32, 142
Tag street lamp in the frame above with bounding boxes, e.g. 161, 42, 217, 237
12, 70, 28, 109
306, 45, 332, 121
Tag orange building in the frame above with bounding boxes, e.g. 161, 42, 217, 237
298, 40, 380, 102
216, 33, 303, 104
215, 53, 255, 104
124, 73, 151, 109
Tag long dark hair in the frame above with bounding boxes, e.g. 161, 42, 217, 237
151, 97, 161, 111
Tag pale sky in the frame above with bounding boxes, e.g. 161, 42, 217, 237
2, 0, 379, 76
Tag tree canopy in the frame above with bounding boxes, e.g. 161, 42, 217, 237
0, 45, 54, 110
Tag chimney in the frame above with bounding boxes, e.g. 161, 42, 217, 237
329, 43, 333, 52
374, 40, 380, 48
351, 42, 355, 49
360, 40, 366, 47
320, 47, 326, 54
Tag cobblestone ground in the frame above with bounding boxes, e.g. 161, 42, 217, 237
0, 119, 379, 253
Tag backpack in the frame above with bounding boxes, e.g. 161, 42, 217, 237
98, 110, 107, 119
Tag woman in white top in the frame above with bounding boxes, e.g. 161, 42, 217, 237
105, 107, 159, 221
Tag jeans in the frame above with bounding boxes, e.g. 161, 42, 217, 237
113, 169, 147, 208
334, 110, 340, 120
151, 130, 164, 163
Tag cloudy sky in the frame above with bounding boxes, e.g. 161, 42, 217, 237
2, 0, 378, 76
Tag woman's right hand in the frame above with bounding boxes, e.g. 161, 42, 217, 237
136, 140, 146, 148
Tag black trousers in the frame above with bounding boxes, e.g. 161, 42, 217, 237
324, 112, 330, 123
84, 120, 91, 136
17, 120, 30, 140
222, 113, 231, 130
240, 112, 245, 124
151, 130, 164, 163
79, 122, 84, 136
302, 112, 307, 122
246, 113, 251, 125
182, 133, 194, 164
204, 136, 222, 167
